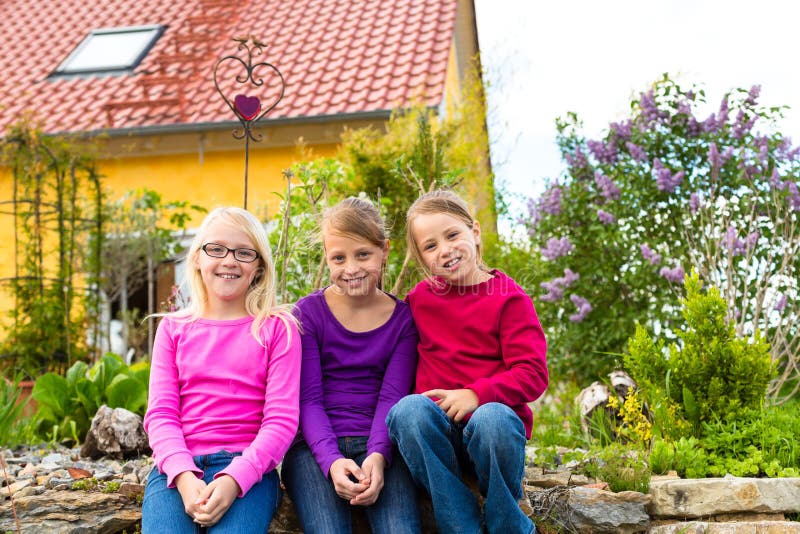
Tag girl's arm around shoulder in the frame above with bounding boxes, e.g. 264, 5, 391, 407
218, 313, 302, 496
143, 316, 203, 486
469, 280, 549, 406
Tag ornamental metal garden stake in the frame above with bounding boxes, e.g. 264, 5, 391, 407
213, 36, 285, 210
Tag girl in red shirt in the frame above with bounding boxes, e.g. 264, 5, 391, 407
386, 190, 549, 534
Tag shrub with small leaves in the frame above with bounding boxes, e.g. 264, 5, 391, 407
625, 271, 775, 434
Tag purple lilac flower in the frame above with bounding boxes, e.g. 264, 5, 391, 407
774, 294, 787, 313
597, 209, 616, 224
625, 141, 648, 162
702, 113, 719, 133
569, 294, 592, 323
640, 244, 662, 265
708, 143, 720, 169
565, 147, 589, 169
677, 100, 692, 116
540, 281, 565, 302
540, 186, 563, 216
723, 226, 746, 256
718, 97, 729, 124
540, 268, 580, 302
733, 110, 757, 140
686, 115, 701, 137
595, 172, 621, 201
639, 90, 662, 123
610, 120, 632, 139
587, 139, 618, 164
689, 193, 701, 214
660, 265, 685, 283
540, 237, 574, 260
787, 182, 800, 211
745, 85, 761, 106
653, 158, 685, 193
769, 168, 783, 189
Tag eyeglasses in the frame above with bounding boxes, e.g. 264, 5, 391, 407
201, 243, 260, 263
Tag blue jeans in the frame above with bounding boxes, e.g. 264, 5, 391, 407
142, 450, 281, 534
387, 395, 534, 534
281, 436, 421, 534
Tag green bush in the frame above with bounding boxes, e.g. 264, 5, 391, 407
625, 272, 775, 433
32, 353, 149, 444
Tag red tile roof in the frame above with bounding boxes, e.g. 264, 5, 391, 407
0, 0, 458, 135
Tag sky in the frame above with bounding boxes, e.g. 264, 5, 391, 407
474, 0, 800, 220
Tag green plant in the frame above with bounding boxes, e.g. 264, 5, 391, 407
1, 119, 104, 379
101, 480, 121, 493
648, 438, 675, 475
31, 353, 149, 444
0, 378, 27, 447
625, 272, 775, 434
71, 477, 99, 491
581, 443, 650, 493
672, 437, 708, 478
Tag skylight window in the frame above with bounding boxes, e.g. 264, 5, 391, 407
53, 25, 164, 76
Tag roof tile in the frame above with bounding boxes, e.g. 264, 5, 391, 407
0, 0, 460, 134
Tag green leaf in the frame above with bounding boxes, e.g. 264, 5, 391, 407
683, 386, 699, 426
75, 379, 100, 416
106, 376, 148, 414
66, 361, 89, 391
31, 373, 72, 419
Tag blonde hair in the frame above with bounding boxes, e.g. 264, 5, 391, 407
321, 196, 388, 288
405, 190, 489, 278
178, 206, 295, 343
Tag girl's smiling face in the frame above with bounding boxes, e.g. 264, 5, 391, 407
323, 228, 388, 297
195, 218, 261, 315
410, 211, 486, 285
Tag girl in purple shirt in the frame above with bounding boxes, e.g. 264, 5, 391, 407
282, 197, 421, 533
142, 207, 301, 533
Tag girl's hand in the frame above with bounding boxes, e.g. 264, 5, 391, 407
329, 457, 369, 500
350, 453, 385, 506
174, 471, 207, 519
423, 388, 479, 422
192, 475, 240, 527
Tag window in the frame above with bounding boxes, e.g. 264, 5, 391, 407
53, 25, 164, 76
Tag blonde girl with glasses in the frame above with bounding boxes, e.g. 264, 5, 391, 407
386, 190, 549, 534
281, 197, 421, 533
142, 207, 300, 533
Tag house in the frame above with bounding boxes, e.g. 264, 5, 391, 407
0, 0, 487, 347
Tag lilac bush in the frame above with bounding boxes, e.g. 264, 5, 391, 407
523, 75, 800, 401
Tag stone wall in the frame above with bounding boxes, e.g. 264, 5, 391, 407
2, 447, 800, 533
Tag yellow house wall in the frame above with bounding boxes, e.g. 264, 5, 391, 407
0, 138, 340, 315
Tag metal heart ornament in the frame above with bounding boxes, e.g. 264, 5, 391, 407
234, 94, 261, 121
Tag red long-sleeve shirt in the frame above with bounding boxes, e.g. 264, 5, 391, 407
407, 270, 549, 438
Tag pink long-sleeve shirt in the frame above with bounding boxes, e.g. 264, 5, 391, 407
144, 314, 301, 496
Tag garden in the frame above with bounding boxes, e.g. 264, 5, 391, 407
1, 74, 799, 531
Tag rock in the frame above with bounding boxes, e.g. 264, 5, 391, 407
609, 370, 637, 398
80, 405, 150, 460
648, 521, 800, 533
648, 476, 800, 518
524, 467, 591, 488
530, 485, 651, 533
0, 490, 141, 534
576, 381, 615, 434
1, 479, 33, 499
118, 482, 144, 502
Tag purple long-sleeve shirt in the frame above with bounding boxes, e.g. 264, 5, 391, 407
295, 290, 418, 477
